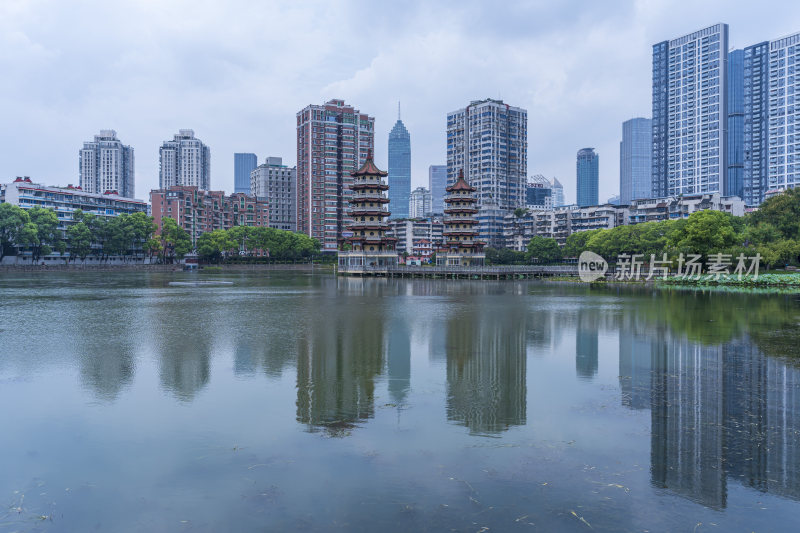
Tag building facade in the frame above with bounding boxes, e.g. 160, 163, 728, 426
576, 148, 599, 207
447, 98, 527, 247
551, 177, 565, 207
388, 115, 411, 219
740, 32, 800, 205
250, 156, 297, 232
1, 177, 148, 262
428, 164, 447, 215
234, 153, 257, 194
387, 217, 443, 255
526, 175, 552, 209
150, 186, 268, 246
502, 193, 744, 250
727, 50, 745, 200
296, 99, 374, 253
79, 130, 135, 198
409, 186, 432, 218
652, 24, 729, 198
159, 129, 211, 190
619, 118, 652, 205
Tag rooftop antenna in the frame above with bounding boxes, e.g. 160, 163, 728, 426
398, 101, 401, 121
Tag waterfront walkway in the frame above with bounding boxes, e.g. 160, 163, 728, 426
337, 264, 581, 279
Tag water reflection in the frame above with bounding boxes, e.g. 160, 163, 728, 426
387, 316, 411, 404
444, 299, 527, 435
295, 281, 387, 435
575, 308, 599, 380
618, 311, 800, 508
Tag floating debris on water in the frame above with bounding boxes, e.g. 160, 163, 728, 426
168, 281, 234, 287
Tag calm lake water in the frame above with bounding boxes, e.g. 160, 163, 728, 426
1, 271, 800, 532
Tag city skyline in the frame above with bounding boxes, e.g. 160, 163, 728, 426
3, 2, 800, 205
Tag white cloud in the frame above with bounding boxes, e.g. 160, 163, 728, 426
1, 0, 800, 204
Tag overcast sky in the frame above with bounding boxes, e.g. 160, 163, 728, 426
2, 0, 799, 204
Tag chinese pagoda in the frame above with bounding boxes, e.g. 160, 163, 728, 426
337, 151, 397, 271
437, 169, 485, 266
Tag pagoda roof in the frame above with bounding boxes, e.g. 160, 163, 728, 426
447, 169, 476, 192
352, 150, 388, 177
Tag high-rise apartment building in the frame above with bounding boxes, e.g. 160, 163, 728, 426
234, 153, 257, 194
446, 98, 527, 247
619, 118, 652, 205
577, 148, 599, 207
296, 99, 374, 253
250, 156, 297, 232
727, 50, 744, 200
388, 110, 411, 219
79, 130, 135, 198
743, 41, 769, 206
741, 31, 800, 205
428, 164, 447, 215
652, 24, 729, 198
409, 186, 432, 218
159, 129, 211, 190
551, 177, 565, 207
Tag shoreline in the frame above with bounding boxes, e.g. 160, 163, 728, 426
0, 263, 326, 273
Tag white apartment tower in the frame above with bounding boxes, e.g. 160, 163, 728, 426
251, 156, 297, 232
79, 130, 135, 198
652, 24, 729, 197
159, 129, 211, 190
409, 186, 432, 218
446, 98, 527, 247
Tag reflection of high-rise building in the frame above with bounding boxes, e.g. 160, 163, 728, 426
444, 303, 526, 435
296, 285, 386, 434
155, 330, 212, 402
618, 327, 653, 410
387, 317, 411, 404
645, 333, 800, 506
650, 338, 726, 509
575, 310, 598, 380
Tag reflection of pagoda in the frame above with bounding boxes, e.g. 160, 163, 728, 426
437, 169, 485, 266
296, 284, 386, 435
445, 304, 527, 434
337, 151, 397, 271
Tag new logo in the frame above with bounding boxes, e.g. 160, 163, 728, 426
578, 251, 608, 282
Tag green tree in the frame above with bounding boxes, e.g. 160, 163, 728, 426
564, 229, 600, 258
66, 222, 93, 262
668, 210, 739, 258
197, 230, 234, 263
525, 236, 561, 264
0, 203, 30, 260
749, 188, 800, 241
160, 218, 192, 262
27, 207, 61, 262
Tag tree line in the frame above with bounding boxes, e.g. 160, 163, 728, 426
1, 204, 161, 263
196, 226, 320, 263
488, 189, 800, 269
1, 204, 320, 264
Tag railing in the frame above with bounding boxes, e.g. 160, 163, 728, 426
338, 264, 581, 275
